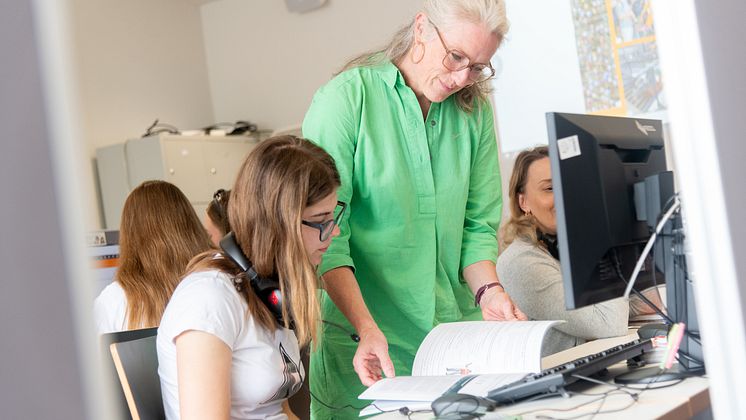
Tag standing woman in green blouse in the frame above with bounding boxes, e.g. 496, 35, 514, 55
303, 1, 526, 417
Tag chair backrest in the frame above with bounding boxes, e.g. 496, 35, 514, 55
102, 327, 159, 348
101, 328, 159, 420
287, 347, 310, 420
110, 335, 165, 420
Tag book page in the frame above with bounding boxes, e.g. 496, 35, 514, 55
411, 321, 561, 376
358, 376, 462, 402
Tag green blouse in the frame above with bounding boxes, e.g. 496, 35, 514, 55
302, 60, 502, 418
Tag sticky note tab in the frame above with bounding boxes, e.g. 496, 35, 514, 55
557, 135, 581, 160
660, 322, 686, 370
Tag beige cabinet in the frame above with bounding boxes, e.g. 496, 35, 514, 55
97, 134, 261, 229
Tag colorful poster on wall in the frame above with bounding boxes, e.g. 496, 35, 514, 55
570, 0, 665, 115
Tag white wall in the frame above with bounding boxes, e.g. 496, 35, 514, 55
492, 0, 585, 154
200, 0, 421, 130
71, 0, 215, 229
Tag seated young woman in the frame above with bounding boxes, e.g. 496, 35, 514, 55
156, 135, 343, 419
496, 146, 629, 355
93, 180, 213, 334
205, 188, 231, 246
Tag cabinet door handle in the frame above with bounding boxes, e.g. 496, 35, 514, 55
210, 168, 217, 174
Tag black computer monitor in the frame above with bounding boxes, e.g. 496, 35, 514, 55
547, 112, 704, 378
546, 112, 667, 310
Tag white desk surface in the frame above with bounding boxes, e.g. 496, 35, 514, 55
369, 333, 710, 419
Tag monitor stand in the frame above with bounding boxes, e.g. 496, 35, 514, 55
614, 364, 705, 384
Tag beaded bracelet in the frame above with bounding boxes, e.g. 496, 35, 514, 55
474, 282, 505, 307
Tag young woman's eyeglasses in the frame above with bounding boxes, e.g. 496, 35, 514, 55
430, 20, 496, 83
301, 201, 347, 242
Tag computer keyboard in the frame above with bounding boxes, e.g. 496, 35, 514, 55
431, 339, 654, 416
485, 338, 654, 404
431, 339, 654, 417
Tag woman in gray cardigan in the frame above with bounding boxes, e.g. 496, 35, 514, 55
496, 146, 629, 356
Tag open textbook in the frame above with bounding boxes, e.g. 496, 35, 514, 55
358, 320, 562, 416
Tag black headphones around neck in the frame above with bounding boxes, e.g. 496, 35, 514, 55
219, 232, 287, 324
219, 232, 362, 342
537, 230, 560, 261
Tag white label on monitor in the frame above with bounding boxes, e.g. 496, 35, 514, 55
557, 135, 581, 160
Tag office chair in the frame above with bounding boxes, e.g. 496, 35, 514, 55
287, 347, 311, 420
109, 334, 165, 420
100, 328, 159, 420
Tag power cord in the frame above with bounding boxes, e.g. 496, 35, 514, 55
308, 389, 368, 412
609, 209, 706, 367
304, 322, 364, 416
141, 118, 180, 137
512, 369, 675, 420
513, 390, 634, 420
398, 405, 440, 419
310, 390, 435, 418
570, 374, 639, 401
613, 257, 704, 366
623, 196, 680, 298
321, 319, 360, 342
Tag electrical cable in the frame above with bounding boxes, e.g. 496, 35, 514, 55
649, 226, 667, 313
514, 391, 631, 420
614, 256, 704, 365
485, 354, 693, 420
610, 199, 705, 367
513, 369, 674, 420
309, 390, 369, 411
612, 253, 671, 325
321, 319, 360, 342
624, 197, 681, 298
570, 374, 638, 400
141, 118, 180, 137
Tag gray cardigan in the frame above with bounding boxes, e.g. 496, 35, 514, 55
496, 237, 629, 356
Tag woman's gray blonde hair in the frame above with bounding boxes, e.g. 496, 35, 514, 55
340, 0, 509, 113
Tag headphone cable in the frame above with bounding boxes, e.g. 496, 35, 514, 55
321, 319, 360, 342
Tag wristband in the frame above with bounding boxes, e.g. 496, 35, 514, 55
474, 282, 504, 307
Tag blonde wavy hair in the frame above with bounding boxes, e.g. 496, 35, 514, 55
339, 0, 509, 113
501, 146, 549, 248
186, 135, 339, 347
117, 180, 213, 330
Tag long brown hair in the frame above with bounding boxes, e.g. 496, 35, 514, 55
339, 0, 509, 113
117, 180, 212, 329
186, 135, 340, 347
501, 146, 549, 247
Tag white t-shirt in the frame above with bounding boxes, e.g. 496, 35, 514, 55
157, 270, 304, 420
93, 281, 128, 334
